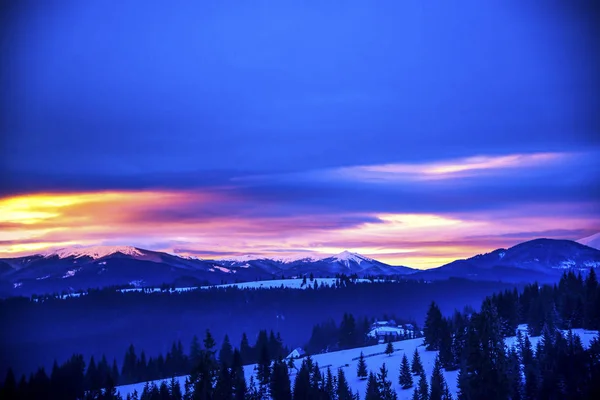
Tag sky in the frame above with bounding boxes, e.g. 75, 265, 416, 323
1, 1, 599, 268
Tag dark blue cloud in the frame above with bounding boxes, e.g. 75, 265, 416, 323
2, 0, 599, 186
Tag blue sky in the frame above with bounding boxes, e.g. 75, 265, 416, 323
1, 1, 598, 267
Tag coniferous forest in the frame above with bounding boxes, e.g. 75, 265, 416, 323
0, 269, 600, 400
1, 270, 600, 399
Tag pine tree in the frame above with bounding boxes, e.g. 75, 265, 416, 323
411, 348, 424, 375
219, 334, 234, 367
270, 358, 292, 400
1, 368, 16, 400
103, 375, 123, 400
293, 358, 311, 400
257, 343, 271, 387
213, 362, 233, 400
412, 387, 420, 400
231, 349, 247, 400
240, 333, 253, 365
203, 329, 216, 358
385, 341, 394, 356
399, 354, 414, 389
585, 268, 599, 329
377, 363, 397, 400
357, 352, 368, 379
111, 358, 120, 386
365, 371, 381, 400
169, 377, 183, 400
337, 367, 354, 400
417, 372, 428, 400
324, 367, 335, 400
424, 301, 444, 350
190, 335, 201, 368
122, 344, 137, 384
429, 355, 447, 400
159, 380, 170, 399
506, 347, 523, 400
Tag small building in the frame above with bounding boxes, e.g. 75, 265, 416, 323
368, 326, 406, 342
285, 347, 306, 360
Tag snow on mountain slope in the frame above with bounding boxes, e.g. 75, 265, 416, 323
330, 250, 374, 265
579, 232, 600, 250
116, 325, 599, 399
42, 245, 144, 259
200, 277, 373, 290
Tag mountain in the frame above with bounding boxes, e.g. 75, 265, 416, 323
0, 247, 414, 297
410, 238, 600, 283
2, 239, 599, 296
578, 232, 600, 250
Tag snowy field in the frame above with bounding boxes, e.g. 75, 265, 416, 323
116, 325, 598, 399
33, 278, 377, 301
198, 278, 373, 290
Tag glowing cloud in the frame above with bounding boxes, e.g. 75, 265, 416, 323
332, 152, 569, 182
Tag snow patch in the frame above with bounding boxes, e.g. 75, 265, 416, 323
36, 275, 51, 280
62, 269, 80, 278
13, 282, 22, 289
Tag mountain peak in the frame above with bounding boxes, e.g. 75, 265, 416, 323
42, 245, 144, 259
331, 250, 373, 263
578, 233, 600, 250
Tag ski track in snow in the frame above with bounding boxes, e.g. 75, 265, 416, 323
116, 325, 599, 399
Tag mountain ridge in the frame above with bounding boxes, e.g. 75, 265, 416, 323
1, 238, 600, 296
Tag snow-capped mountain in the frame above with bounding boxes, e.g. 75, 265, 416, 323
2, 239, 599, 296
409, 238, 600, 283
0, 247, 413, 297
578, 232, 600, 251
42, 245, 145, 259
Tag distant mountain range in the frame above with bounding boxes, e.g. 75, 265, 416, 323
1, 236, 599, 297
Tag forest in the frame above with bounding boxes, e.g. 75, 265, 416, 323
0, 276, 517, 379
1, 269, 599, 399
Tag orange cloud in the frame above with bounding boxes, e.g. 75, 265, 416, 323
0, 191, 596, 269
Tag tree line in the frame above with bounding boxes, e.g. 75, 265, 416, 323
3, 270, 600, 399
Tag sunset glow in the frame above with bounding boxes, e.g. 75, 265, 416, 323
1, 189, 597, 269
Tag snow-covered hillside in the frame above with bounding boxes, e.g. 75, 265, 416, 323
199, 278, 373, 290
116, 326, 598, 399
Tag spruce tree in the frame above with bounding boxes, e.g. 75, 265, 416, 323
240, 333, 253, 364
365, 371, 381, 400
506, 347, 523, 400
203, 329, 217, 358
213, 362, 233, 400
337, 367, 354, 400
385, 341, 394, 356
293, 358, 311, 400
219, 334, 234, 367
411, 348, 424, 375
231, 349, 247, 400
357, 352, 368, 379
270, 358, 292, 400
417, 372, 428, 400
257, 343, 271, 387
159, 380, 170, 399
324, 367, 335, 399
190, 335, 201, 368
377, 363, 397, 400
1, 368, 16, 400
169, 377, 183, 400
424, 301, 444, 350
429, 355, 447, 400
399, 354, 414, 389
